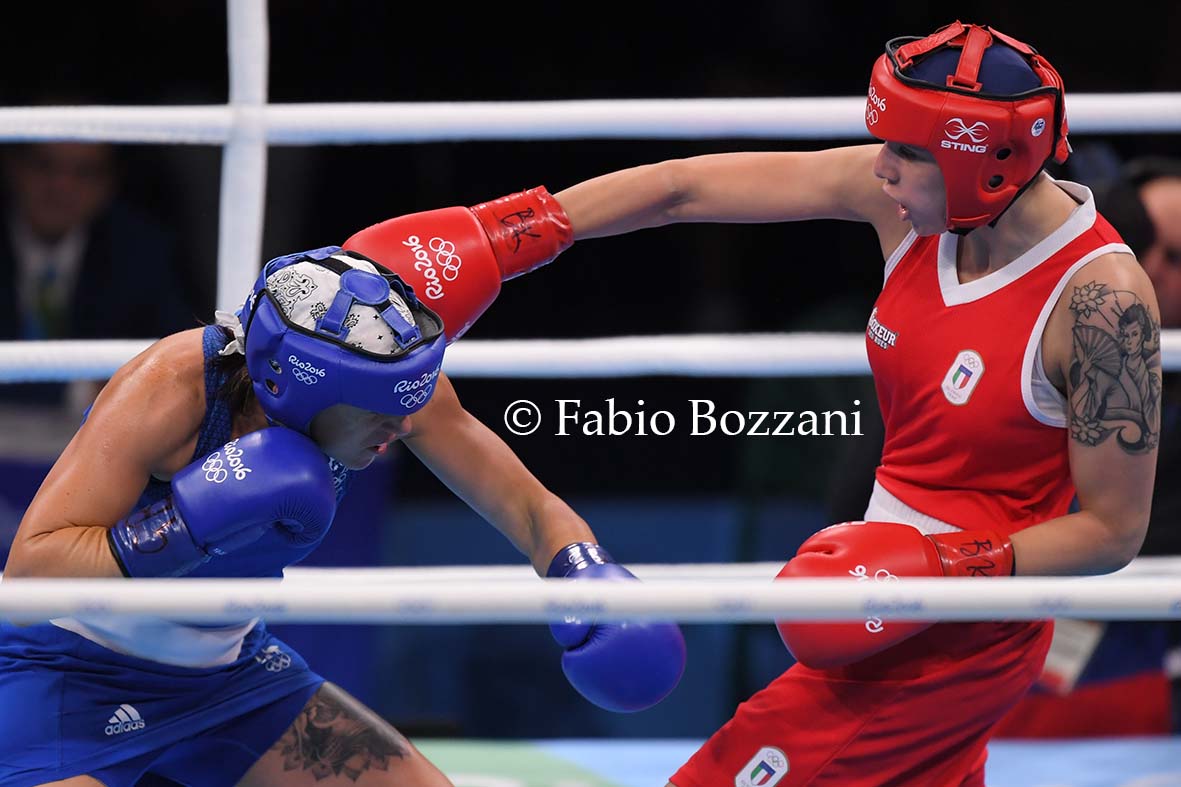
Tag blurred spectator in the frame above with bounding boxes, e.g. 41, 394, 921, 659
0, 139, 197, 570
0, 141, 194, 342
0, 141, 194, 439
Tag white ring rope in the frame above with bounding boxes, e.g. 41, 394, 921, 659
0, 575, 1178, 625
1, 94, 1179, 145
0, 331, 1179, 382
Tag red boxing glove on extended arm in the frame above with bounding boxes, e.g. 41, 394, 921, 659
344, 187, 572, 341
468, 186, 573, 280
775, 521, 1013, 670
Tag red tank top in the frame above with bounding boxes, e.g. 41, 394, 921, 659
867, 188, 1128, 536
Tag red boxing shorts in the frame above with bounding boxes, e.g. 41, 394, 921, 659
671, 620, 1052, 787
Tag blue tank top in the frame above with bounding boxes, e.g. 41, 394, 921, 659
150, 325, 353, 578
13, 326, 357, 667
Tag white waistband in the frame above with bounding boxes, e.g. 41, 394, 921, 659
51, 615, 257, 668
864, 481, 962, 535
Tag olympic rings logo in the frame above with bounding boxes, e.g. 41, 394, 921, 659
429, 237, 462, 281
866, 85, 886, 127
403, 234, 457, 300
201, 440, 253, 483
848, 564, 899, 583
254, 645, 292, 673
292, 368, 320, 385
400, 387, 432, 409
288, 355, 325, 386
203, 454, 229, 484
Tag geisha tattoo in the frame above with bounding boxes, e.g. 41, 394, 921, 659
1068, 280, 1162, 453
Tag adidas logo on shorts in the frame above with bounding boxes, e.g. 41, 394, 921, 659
104, 704, 147, 736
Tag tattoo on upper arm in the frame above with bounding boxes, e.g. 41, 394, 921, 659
1067, 280, 1161, 453
271, 683, 408, 781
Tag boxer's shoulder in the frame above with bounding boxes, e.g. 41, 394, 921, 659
115, 329, 208, 396
82, 328, 207, 478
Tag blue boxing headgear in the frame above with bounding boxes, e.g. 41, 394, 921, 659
238, 246, 447, 433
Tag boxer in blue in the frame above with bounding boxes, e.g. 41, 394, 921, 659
0, 247, 686, 786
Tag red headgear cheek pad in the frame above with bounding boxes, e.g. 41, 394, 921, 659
864, 22, 1069, 232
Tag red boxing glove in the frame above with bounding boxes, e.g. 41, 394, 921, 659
775, 521, 1014, 669
344, 187, 572, 341
468, 186, 573, 280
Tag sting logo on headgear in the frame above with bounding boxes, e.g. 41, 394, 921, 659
942, 118, 990, 153
944, 118, 989, 143
865, 20, 1069, 232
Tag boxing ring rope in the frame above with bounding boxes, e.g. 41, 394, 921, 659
0, 331, 1178, 382
3, 556, 1178, 618
0, 575, 1179, 625
2, 97, 1180, 312
0, 0, 1179, 629
3, 94, 1179, 145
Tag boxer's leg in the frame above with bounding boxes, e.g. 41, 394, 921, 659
237, 683, 453, 787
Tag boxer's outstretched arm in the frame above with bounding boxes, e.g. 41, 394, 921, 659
402, 373, 595, 575
553, 145, 895, 239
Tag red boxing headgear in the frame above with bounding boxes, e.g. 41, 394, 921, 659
865, 21, 1070, 233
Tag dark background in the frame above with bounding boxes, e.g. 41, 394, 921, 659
0, 1, 1177, 740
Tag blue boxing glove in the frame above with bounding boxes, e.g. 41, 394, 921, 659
108, 427, 337, 577
547, 542, 686, 712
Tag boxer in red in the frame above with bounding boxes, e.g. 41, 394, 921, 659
401, 19, 1157, 787
301, 22, 1159, 783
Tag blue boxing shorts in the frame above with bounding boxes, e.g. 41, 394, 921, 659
0, 621, 323, 786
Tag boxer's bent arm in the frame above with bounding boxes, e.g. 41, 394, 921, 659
553, 145, 891, 239
4, 332, 206, 578
1011, 254, 1159, 575
402, 374, 595, 575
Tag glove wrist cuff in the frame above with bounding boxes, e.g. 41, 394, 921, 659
928, 529, 1014, 577
108, 497, 208, 578
469, 186, 574, 280
546, 541, 615, 578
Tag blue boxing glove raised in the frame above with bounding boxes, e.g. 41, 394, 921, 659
107, 427, 337, 577
547, 542, 686, 712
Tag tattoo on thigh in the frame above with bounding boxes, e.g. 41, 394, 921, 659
271, 685, 408, 781
1067, 280, 1161, 453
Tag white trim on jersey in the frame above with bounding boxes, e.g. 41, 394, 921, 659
882, 230, 917, 288
1022, 241, 1135, 427
937, 181, 1099, 307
